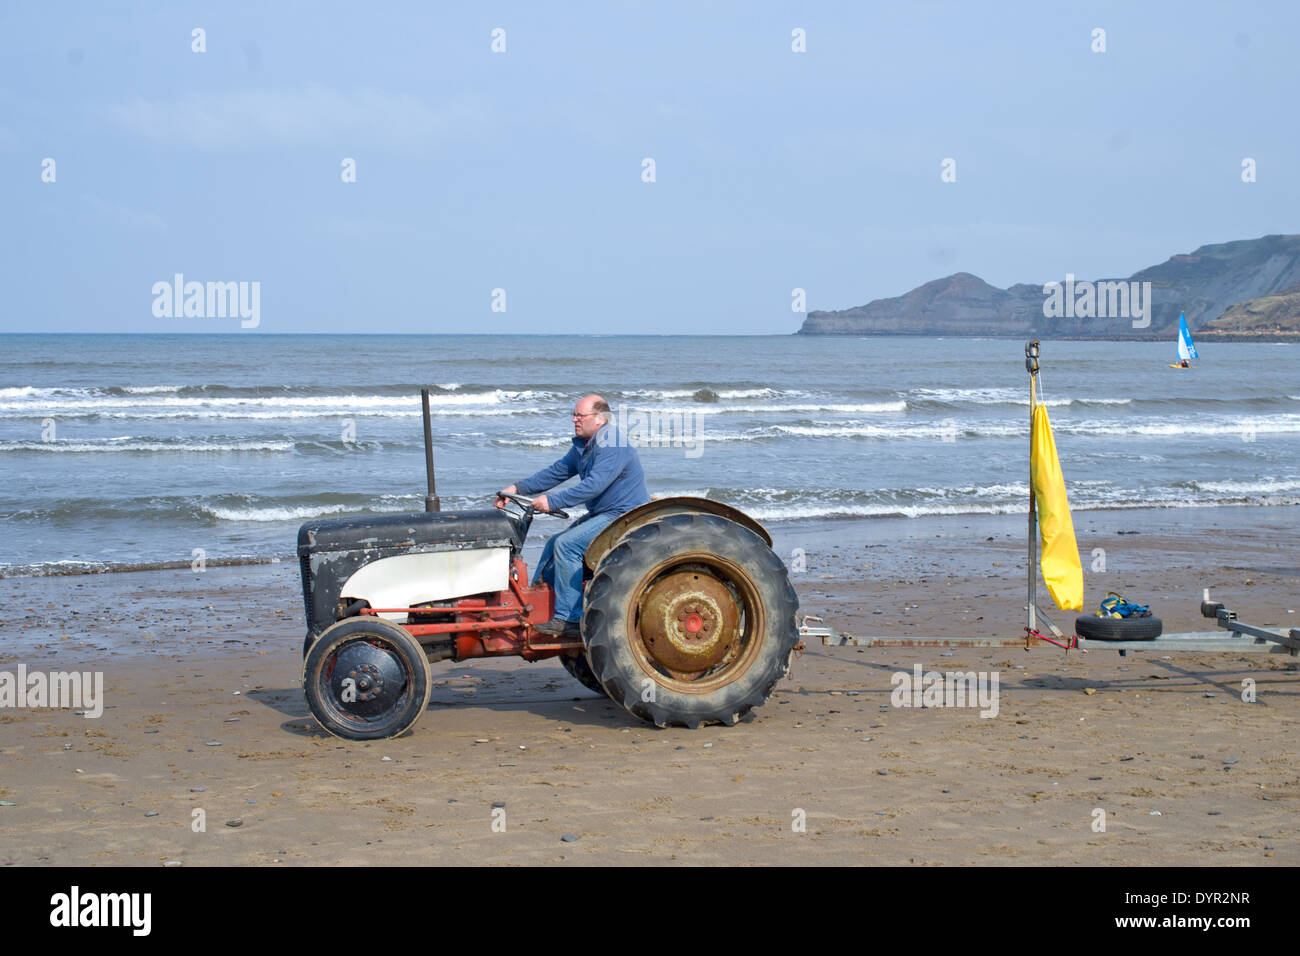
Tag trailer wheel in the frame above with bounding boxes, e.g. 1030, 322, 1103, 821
582, 513, 798, 729
1075, 614, 1163, 641
560, 654, 608, 697
303, 617, 432, 740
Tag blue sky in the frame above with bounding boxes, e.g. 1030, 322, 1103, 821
2, 1, 1297, 333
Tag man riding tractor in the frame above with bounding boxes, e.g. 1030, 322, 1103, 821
496, 393, 649, 639
297, 390, 799, 738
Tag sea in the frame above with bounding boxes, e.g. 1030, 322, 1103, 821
2, 334, 1298, 577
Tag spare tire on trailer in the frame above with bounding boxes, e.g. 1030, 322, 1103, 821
582, 512, 798, 729
1075, 614, 1163, 641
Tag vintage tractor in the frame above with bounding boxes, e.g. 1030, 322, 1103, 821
295, 397, 800, 740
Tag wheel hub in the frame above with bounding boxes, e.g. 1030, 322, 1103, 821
637, 571, 740, 673
347, 662, 384, 701
328, 641, 409, 718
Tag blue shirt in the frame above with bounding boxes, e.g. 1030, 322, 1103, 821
515, 423, 650, 516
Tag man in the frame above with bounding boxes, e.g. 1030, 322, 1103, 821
497, 394, 650, 637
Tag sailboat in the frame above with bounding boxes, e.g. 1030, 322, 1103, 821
1169, 311, 1199, 369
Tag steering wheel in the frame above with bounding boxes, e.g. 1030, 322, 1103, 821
497, 492, 570, 519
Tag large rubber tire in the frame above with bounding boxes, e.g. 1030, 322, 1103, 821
582, 513, 799, 729
1075, 614, 1163, 641
560, 653, 608, 697
303, 617, 432, 740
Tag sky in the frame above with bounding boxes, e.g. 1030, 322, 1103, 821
2, 1, 1297, 334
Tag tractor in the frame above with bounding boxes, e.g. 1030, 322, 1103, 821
295, 395, 800, 740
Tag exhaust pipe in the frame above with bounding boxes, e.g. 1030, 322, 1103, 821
421, 388, 441, 512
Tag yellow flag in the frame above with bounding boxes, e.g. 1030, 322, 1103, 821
1031, 403, 1083, 610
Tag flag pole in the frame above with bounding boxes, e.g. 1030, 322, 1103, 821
1025, 341, 1039, 639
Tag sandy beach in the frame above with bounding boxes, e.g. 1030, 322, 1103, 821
1, 506, 1296, 866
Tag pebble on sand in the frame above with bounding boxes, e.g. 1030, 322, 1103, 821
560, 834, 579, 843
226, 818, 243, 828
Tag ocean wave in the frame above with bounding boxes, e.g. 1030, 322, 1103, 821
620, 386, 802, 402
909, 387, 1131, 408
1056, 415, 1300, 438
492, 437, 572, 448
772, 422, 1007, 439
1192, 477, 1300, 494
633, 401, 907, 416
914, 482, 1032, 498
3, 407, 535, 421
0, 555, 288, 579
747, 501, 1029, 521
747, 495, 1300, 522
0, 386, 565, 413
0, 439, 294, 453
202, 494, 490, 523
202, 503, 356, 522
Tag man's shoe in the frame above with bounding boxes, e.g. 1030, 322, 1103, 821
534, 617, 580, 638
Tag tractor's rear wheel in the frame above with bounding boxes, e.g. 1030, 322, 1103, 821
582, 513, 798, 728
303, 617, 432, 740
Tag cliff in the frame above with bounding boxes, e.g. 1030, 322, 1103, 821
1200, 281, 1300, 336
798, 234, 1300, 338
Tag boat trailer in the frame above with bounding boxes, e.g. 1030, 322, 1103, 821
805, 591, 1299, 657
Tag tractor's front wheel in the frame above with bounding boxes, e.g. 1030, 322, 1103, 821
303, 617, 432, 740
582, 513, 798, 728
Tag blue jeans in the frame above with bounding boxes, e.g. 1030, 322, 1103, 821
532, 511, 617, 622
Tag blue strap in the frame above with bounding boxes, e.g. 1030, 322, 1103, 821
1097, 592, 1149, 618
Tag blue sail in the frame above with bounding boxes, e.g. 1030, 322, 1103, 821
1177, 312, 1199, 362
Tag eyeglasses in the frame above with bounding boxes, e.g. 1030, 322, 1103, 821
572, 411, 599, 420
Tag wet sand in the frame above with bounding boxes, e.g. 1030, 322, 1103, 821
0, 507, 1296, 866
